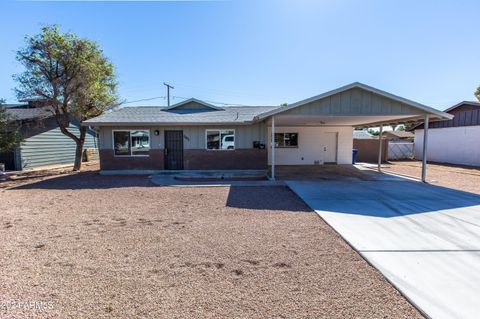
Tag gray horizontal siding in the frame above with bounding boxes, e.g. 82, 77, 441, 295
284, 88, 425, 116
20, 126, 97, 170
99, 123, 267, 150
163, 124, 266, 149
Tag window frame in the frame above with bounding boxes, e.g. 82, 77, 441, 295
274, 132, 299, 148
112, 129, 151, 157
205, 129, 236, 151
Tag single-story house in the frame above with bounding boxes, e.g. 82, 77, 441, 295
0, 100, 98, 171
412, 101, 480, 167
83, 82, 453, 181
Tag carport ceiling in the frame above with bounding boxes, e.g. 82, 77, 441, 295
266, 114, 425, 127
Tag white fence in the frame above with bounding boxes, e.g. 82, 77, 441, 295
414, 127, 480, 167
388, 142, 414, 160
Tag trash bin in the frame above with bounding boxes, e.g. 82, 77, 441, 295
352, 149, 358, 164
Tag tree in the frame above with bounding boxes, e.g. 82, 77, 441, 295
15, 25, 118, 171
476, 85, 480, 102
0, 99, 23, 152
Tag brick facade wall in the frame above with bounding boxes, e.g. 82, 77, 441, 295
99, 149, 165, 170
99, 148, 267, 170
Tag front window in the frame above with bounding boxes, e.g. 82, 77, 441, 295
275, 133, 298, 148
131, 130, 150, 156
206, 129, 235, 150
114, 131, 131, 156
113, 130, 150, 156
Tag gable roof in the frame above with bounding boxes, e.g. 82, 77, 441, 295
443, 101, 480, 113
83, 105, 278, 126
164, 98, 223, 111
255, 82, 453, 120
409, 100, 480, 131
83, 83, 454, 127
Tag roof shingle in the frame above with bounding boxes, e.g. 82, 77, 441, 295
83, 106, 278, 125
4, 105, 54, 121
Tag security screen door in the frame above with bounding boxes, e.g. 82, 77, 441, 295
164, 130, 184, 170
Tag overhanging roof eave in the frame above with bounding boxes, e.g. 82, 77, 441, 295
81, 121, 255, 127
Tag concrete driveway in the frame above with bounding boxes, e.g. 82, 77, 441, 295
287, 175, 480, 319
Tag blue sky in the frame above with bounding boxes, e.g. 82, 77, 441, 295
1, 0, 479, 110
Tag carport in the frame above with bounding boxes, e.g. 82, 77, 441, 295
256, 82, 453, 182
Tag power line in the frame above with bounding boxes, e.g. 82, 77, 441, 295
171, 82, 269, 99
120, 81, 269, 100
172, 96, 249, 107
122, 95, 248, 107
122, 96, 166, 104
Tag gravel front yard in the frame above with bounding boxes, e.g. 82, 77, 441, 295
383, 160, 480, 194
0, 169, 421, 318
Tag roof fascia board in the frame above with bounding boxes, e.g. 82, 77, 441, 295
82, 121, 255, 127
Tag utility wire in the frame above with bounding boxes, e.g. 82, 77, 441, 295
122, 95, 248, 107
120, 82, 269, 100
122, 96, 166, 104
171, 82, 270, 99
172, 95, 249, 107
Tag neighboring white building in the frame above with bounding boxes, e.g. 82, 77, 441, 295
414, 101, 480, 167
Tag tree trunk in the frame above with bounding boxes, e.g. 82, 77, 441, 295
73, 141, 83, 171
72, 126, 87, 171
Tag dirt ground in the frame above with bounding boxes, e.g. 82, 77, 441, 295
382, 160, 480, 194
0, 167, 421, 318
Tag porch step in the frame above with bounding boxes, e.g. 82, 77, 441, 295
170, 170, 268, 181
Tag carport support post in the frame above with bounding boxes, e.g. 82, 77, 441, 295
271, 116, 276, 180
422, 114, 429, 182
377, 125, 383, 172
